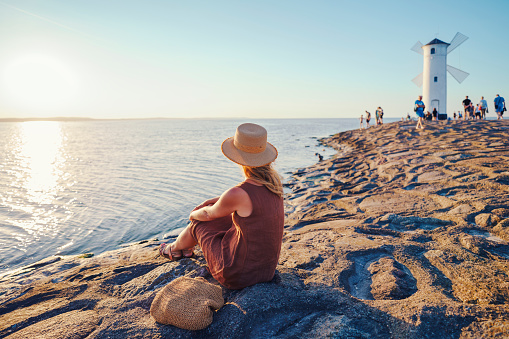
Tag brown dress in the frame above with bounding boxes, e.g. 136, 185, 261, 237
189, 181, 284, 289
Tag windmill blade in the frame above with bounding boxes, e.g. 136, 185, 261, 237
447, 32, 468, 54
447, 65, 469, 83
411, 41, 423, 55
411, 73, 423, 87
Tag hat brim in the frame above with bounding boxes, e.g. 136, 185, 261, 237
221, 137, 278, 167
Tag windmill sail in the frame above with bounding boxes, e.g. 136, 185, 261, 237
412, 73, 423, 87
411, 41, 423, 55
447, 65, 469, 83
447, 32, 468, 54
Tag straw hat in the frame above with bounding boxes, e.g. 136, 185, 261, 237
221, 123, 277, 167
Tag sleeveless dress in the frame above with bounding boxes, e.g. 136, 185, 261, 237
189, 181, 284, 289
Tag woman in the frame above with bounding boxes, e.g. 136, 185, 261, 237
159, 123, 285, 290
414, 95, 425, 130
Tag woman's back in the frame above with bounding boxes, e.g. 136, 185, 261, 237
193, 181, 284, 290
222, 181, 284, 289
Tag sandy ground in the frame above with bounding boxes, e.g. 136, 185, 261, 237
1, 119, 509, 338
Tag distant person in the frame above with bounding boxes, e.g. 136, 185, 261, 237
375, 108, 380, 126
458, 111, 463, 119
467, 103, 474, 120
360, 114, 364, 129
426, 111, 432, 121
377, 107, 384, 125
406, 112, 411, 121
432, 107, 438, 121
462, 96, 471, 117
315, 152, 324, 161
475, 104, 482, 119
479, 96, 488, 119
462, 95, 472, 120
453, 111, 456, 120
365, 111, 371, 127
159, 123, 284, 289
414, 95, 425, 129
494, 94, 506, 120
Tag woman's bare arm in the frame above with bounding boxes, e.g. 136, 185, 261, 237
189, 187, 252, 221
191, 197, 220, 211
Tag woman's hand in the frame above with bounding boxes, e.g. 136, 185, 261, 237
191, 197, 219, 212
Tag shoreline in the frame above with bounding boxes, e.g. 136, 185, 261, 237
1, 120, 509, 338
0, 118, 341, 277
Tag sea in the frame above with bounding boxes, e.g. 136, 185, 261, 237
0, 118, 394, 276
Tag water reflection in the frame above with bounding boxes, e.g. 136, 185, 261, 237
3, 121, 69, 249
18, 121, 65, 204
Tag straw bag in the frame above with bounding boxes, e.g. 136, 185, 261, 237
150, 276, 224, 330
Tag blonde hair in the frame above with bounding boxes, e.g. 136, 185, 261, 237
242, 163, 283, 197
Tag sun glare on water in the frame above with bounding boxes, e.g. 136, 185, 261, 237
18, 121, 66, 204
4, 121, 70, 244
3, 54, 78, 111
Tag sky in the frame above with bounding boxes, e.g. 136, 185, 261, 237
0, 0, 508, 119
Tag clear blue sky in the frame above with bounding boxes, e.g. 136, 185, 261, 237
0, 0, 507, 119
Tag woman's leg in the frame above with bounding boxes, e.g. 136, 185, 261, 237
159, 223, 197, 259
171, 224, 197, 251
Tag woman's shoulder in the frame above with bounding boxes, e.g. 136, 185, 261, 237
223, 186, 250, 200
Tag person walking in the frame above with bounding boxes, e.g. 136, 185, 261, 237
365, 111, 371, 128
415, 95, 425, 129
479, 96, 488, 119
462, 96, 471, 118
360, 114, 364, 129
494, 94, 506, 120
159, 123, 284, 290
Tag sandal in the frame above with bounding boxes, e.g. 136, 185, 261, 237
182, 248, 194, 259
159, 243, 182, 261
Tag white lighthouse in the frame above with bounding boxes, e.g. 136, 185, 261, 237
411, 33, 469, 116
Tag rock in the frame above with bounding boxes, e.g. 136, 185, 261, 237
449, 204, 474, 215
461, 319, 509, 338
475, 213, 501, 227
417, 170, 448, 182
492, 219, 509, 242
367, 257, 417, 300
3, 121, 509, 338
424, 247, 509, 305
378, 214, 452, 231
491, 208, 509, 218
351, 183, 377, 193
4, 310, 99, 339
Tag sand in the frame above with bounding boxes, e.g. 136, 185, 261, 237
1, 119, 509, 338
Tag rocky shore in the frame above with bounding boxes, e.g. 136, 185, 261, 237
1, 120, 509, 338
